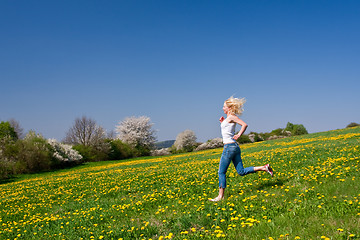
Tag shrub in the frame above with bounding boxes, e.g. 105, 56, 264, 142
236, 134, 252, 144
0, 158, 13, 180
346, 122, 360, 128
285, 122, 308, 136
47, 139, 83, 167
248, 132, 264, 143
258, 132, 271, 141
13, 131, 53, 173
195, 138, 223, 151
1, 131, 84, 178
73, 145, 95, 162
107, 139, 135, 160
270, 128, 284, 136
292, 124, 308, 135
132, 144, 152, 157
93, 141, 111, 161
73, 141, 111, 162
0, 137, 15, 180
266, 128, 292, 141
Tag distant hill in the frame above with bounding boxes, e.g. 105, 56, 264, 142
155, 140, 175, 149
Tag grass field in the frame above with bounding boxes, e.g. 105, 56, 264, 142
1, 127, 359, 240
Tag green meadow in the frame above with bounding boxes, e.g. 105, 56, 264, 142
1, 127, 359, 240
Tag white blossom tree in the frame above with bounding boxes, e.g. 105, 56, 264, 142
115, 116, 156, 150
47, 139, 83, 162
195, 138, 223, 151
173, 129, 197, 152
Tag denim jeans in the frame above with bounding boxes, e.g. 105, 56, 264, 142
218, 142, 255, 188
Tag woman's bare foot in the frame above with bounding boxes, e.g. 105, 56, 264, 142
209, 196, 223, 202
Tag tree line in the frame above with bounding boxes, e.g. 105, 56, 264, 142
2, 116, 357, 180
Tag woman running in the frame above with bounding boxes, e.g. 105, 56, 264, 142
210, 96, 273, 202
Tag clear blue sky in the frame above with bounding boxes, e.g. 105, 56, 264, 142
1, 0, 359, 142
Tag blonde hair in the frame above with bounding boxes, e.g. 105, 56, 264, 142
225, 96, 246, 115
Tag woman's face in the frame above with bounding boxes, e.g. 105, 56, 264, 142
223, 103, 230, 114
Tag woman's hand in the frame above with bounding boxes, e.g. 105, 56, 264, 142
219, 116, 225, 123
233, 134, 241, 140
228, 115, 248, 138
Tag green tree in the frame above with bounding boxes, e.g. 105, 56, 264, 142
0, 121, 18, 141
285, 122, 308, 136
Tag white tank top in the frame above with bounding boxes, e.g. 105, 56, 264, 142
221, 119, 236, 144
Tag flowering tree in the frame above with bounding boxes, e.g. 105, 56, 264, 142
195, 138, 223, 151
64, 116, 106, 147
173, 129, 197, 152
115, 116, 156, 150
47, 139, 83, 163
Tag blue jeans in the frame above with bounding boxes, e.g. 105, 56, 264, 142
218, 143, 255, 188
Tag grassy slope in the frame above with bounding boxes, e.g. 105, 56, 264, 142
0, 127, 359, 240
